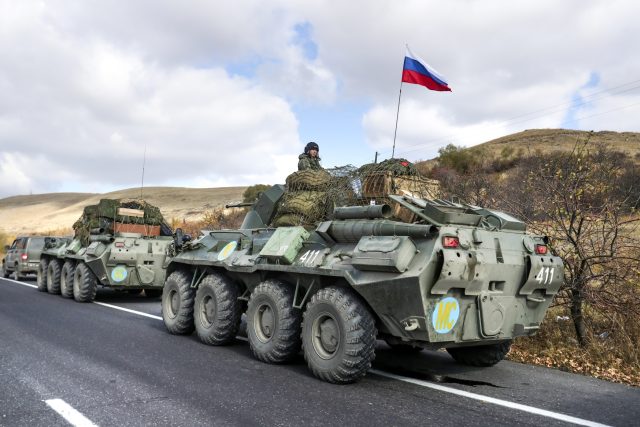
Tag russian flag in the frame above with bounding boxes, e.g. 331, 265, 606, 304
402, 46, 452, 92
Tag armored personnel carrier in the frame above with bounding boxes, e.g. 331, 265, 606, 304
161, 164, 563, 384
39, 199, 175, 302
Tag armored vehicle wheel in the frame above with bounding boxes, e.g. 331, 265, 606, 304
73, 263, 98, 302
301, 286, 377, 384
162, 271, 195, 335
194, 273, 242, 345
144, 289, 162, 298
446, 340, 512, 367
247, 280, 302, 363
60, 261, 75, 298
46, 260, 62, 294
36, 259, 49, 291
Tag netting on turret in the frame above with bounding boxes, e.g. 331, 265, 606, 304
72, 199, 173, 245
271, 158, 439, 227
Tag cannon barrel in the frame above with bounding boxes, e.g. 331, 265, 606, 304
333, 205, 392, 220
89, 235, 114, 243
327, 220, 438, 243
225, 202, 254, 209
90, 227, 105, 235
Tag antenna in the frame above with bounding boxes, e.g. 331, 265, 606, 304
140, 143, 147, 199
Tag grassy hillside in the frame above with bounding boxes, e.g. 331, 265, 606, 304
479, 128, 640, 159
0, 186, 246, 236
417, 129, 640, 170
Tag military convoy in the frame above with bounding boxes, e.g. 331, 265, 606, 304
37, 199, 175, 302
3, 163, 562, 384
159, 168, 563, 384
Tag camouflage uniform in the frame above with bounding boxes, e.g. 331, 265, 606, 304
298, 153, 323, 171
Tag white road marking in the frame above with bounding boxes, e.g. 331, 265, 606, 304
370, 370, 610, 427
3, 278, 612, 426
45, 399, 98, 427
93, 301, 162, 320
3, 278, 37, 288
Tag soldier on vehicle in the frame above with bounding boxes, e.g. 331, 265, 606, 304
298, 142, 323, 171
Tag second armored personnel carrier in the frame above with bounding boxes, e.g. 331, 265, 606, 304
39, 199, 175, 302
161, 166, 563, 384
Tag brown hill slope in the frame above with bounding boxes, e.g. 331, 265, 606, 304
0, 186, 246, 235
418, 129, 640, 169
480, 129, 640, 159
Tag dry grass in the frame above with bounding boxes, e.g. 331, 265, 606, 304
0, 186, 247, 236
509, 306, 640, 387
417, 129, 640, 169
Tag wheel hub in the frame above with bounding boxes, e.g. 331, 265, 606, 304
201, 295, 216, 326
169, 289, 179, 318
312, 313, 340, 359
255, 304, 275, 342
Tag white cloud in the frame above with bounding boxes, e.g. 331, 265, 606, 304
1, 0, 640, 198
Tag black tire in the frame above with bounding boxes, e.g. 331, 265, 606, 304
60, 261, 75, 298
46, 260, 62, 294
446, 340, 513, 367
247, 280, 302, 363
301, 286, 377, 384
73, 263, 98, 302
144, 289, 162, 298
194, 273, 242, 345
36, 259, 49, 291
162, 271, 195, 335
1, 262, 9, 278
127, 289, 143, 295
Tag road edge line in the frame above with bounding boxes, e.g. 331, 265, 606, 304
45, 398, 99, 427
369, 369, 610, 427
93, 301, 162, 320
8, 278, 611, 427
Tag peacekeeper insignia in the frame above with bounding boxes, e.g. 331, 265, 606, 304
111, 265, 128, 282
217, 241, 238, 261
432, 297, 460, 334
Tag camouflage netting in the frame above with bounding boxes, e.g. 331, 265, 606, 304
271, 158, 440, 227
73, 199, 173, 245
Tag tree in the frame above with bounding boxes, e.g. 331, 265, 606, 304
242, 184, 271, 203
502, 139, 640, 346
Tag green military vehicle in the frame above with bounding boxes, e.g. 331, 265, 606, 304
39, 199, 175, 302
3, 236, 66, 280
161, 166, 563, 384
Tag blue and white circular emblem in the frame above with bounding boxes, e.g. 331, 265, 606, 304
431, 297, 460, 334
217, 241, 237, 261
111, 265, 128, 282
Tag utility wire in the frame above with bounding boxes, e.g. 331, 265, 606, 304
380, 78, 640, 159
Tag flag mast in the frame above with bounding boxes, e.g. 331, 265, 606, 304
391, 79, 403, 159
392, 45, 452, 159
391, 45, 408, 159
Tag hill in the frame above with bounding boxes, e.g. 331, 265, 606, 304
0, 186, 246, 236
478, 128, 640, 159
418, 129, 640, 169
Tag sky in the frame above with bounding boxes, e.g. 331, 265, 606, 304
1, 0, 639, 198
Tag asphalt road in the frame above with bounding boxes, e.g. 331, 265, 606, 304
1, 277, 638, 427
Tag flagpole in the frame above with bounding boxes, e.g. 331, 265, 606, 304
392, 81, 403, 159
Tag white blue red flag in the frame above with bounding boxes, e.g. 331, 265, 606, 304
402, 46, 452, 92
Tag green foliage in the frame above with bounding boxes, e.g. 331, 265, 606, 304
437, 144, 480, 174
242, 184, 271, 203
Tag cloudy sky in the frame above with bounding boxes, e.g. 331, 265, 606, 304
1, 0, 639, 198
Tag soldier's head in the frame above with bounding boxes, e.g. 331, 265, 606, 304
304, 141, 319, 158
